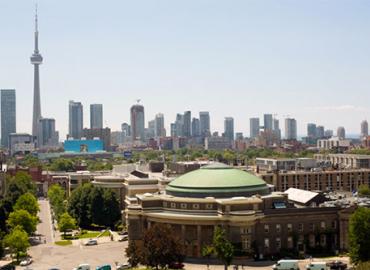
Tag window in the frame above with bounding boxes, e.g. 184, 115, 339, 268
287, 223, 292, 232
171, 202, 176, 208
240, 227, 251, 234
309, 235, 315, 247
264, 224, 269, 233
163, 201, 168, 207
242, 237, 251, 249
320, 235, 326, 246
192, 204, 199, 210
180, 203, 187, 209
276, 238, 281, 249
310, 223, 315, 232
320, 221, 326, 230
276, 224, 281, 234
264, 238, 270, 248
332, 220, 337, 229
298, 223, 304, 232
253, 204, 259, 210
287, 237, 293, 249
205, 204, 213, 210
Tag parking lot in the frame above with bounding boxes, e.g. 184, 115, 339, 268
17, 240, 129, 270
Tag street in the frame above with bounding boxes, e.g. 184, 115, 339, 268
36, 198, 54, 244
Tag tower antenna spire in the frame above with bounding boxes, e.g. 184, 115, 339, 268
35, 3, 38, 32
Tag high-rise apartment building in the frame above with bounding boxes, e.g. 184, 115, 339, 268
121, 123, 131, 137
90, 104, 103, 129
130, 103, 145, 141
68, 101, 83, 139
170, 123, 176, 137
361, 120, 368, 138
147, 120, 155, 138
82, 128, 111, 150
38, 118, 58, 147
199, 112, 210, 137
307, 123, 317, 138
264, 114, 273, 131
249, 118, 260, 139
273, 118, 281, 141
1, 89, 16, 147
224, 117, 234, 141
183, 111, 191, 137
324, 130, 333, 138
316, 126, 325, 139
155, 113, 165, 138
337, 126, 346, 139
285, 118, 297, 140
191, 118, 200, 137
175, 114, 184, 137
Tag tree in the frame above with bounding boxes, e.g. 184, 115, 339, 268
202, 245, 214, 270
68, 184, 93, 228
49, 158, 75, 171
358, 185, 370, 197
5, 172, 36, 206
7, 210, 38, 235
58, 212, 77, 236
212, 226, 234, 270
349, 207, 370, 263
4, 226, 30, 261
101, 189, 121, 227
127, 223, 184, 269
14, 192, 39, 216
89, 187, 105, 225
47, 184, 66, 220
125, 241, 141, 267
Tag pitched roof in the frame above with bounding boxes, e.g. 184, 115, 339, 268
284, 188, 319, 204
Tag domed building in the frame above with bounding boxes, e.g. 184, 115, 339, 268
126, 163, 353, 258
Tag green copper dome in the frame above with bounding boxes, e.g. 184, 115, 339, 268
166, 163, 269, 198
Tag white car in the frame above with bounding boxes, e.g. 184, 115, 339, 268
118, 235, 128, 242
85, 239, 98, 246
20, 257, 33, 266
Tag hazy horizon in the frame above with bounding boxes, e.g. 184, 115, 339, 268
1, 1, 370, 139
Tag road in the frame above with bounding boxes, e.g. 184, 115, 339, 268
36, 198, 55, 244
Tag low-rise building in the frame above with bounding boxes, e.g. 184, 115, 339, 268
9, 133, 35, 156
317, 137, 350, 151
205, 136, 232, 150
314, 153, 370, 169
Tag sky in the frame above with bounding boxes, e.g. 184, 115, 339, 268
1, 0, 370, 139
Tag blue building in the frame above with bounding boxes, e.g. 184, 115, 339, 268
64, 139, 103, 153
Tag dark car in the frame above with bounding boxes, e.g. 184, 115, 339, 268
168, 263, 184, 269
327, 261, 347, 270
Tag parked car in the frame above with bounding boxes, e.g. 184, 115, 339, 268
19, 258, 33, 266
272, 259, 299, 270
48, 268, 61, 270
73, 264, 91, 270
118, 235, 128, 242
305, 262, 328, 270
85, 239, 98, 246
169, 262, 184, 269
116, 263, 130, 270
327, 261, 347, 270
96, 265, 111, 270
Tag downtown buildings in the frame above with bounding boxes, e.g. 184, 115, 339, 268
1, 90, 16, 148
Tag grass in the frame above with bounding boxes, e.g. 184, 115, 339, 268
55, 240, 72, 246
76, 230, 110, 239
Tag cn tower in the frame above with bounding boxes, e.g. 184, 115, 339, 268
30, 6, 43, 138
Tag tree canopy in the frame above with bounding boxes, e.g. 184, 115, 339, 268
212, 227, 234, 270
47, 184, 66, 220
14, 192, 39, 216
4, 226, 30, 261
7, 209, 38, 235
349, 207, 370, 263
5, 172, 36, 206
126, 223, 184, 270
58, 212, 77, 236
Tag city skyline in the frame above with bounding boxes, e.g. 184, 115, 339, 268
1, 1, 370, 139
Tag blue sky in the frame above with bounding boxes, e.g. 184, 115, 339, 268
1, 0, 370, 139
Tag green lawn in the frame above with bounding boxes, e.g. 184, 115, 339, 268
55, 240, 72, 246
77, 230, 110, 239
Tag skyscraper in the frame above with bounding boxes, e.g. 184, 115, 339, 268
31, 8, 43, 138
285, 118, 297, 140
130, 103, 145, 141
199, 112, 210, 137
183, 111, 191, 137
249, 118, 260, 139
1, 89, 16, 147
337, 126, 346, 139
264, 114, 273, 131
316, 126, 325, 139
155, 113, 165, 138
273, 118, 281, 141
361, 120, 368, 138
38, 118, 58, 147
191, 118, 200, 137
68, 101, 83, 139
224, 117, 234, 141
121, 123, 131, 137
307, 123, 317, 138
90, 104, 103, 129
147, 120, 155, 138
